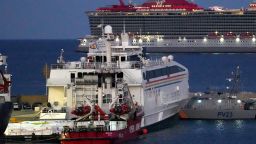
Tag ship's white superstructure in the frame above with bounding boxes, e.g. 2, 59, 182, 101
42, 25, 189, 127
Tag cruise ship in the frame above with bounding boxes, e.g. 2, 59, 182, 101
82, 0, 256, 52
41, 25, 189, 128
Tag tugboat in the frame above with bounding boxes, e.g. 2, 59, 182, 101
0, 54, 12, 136
60, 26, 145, 144
179, 66, 256, 119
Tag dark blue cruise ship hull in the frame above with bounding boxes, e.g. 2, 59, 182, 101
0, 102, 12, 136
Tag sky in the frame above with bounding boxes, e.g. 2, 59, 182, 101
0, 0, 252, 39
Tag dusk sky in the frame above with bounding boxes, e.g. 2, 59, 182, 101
0, 0, 251, 39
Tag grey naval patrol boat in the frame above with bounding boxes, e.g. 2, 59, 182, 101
0, 54, 12, 136
179, 66, 256, 119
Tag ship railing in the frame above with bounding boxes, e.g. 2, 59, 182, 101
186, 99, 246, 110
110, 47, 142, 53
41, 107, 67, 113
119, 61, 142, 69
72, 121, 127, 132
82, 62, 120, 70
6, 127, 55, 136
51, 64, 66, 69
145, 60, 169, 67
75, 78, 98, 85
51, 61, 142, 70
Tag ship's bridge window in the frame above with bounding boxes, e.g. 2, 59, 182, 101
117, 72, 123, 78
111, 57, 116, 62
103, 94, 112, 103
128, 55, 140, 61
78, 72, 83, 78
168, 65, 185, 74
121, 56, 126, 61
124, 91, 128, 96
95, 56, 107, 62
93, 95, 98, 103
143, 72, 146, 80
115, 56, 119, 61
144, 65, 185, 80
70, 73, 75, 83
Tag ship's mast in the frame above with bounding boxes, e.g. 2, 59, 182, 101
105, 25, 113, 68
119, 0, 125, 6
57, 49, 65, 64
229, 66, 240, 97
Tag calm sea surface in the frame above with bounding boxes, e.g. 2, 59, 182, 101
127, 119, 256, 144
1, 40, 256, 144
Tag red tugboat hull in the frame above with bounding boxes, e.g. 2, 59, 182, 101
60, 118, 143, 144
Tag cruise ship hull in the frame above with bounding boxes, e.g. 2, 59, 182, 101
77, 37, 256, 53
0, 102, 13, 135
78, 46, 256, 53
145, 46, 256, 53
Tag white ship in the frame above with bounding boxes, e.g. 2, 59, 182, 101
41, 25, 189, 127
85, 0, 256, 53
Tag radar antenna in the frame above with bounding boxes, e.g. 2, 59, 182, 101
229, 66, 240, 97
57, 49, 65, 64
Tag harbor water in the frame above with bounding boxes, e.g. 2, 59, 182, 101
1, 40, 256, 144
128, 119, 256, 144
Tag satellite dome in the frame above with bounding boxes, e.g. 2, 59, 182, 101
104, 25, 113, 34
80, 57, 86, 62
162, 56, 168, 62
168, 55, 174, 61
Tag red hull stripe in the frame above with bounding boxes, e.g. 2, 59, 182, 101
145, 73, 186, 88
61, 137, 115, 141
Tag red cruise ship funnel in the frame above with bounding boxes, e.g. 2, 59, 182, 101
140, 0, 203, 11
96, 0, 136, 12
96, 0, 203, 12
